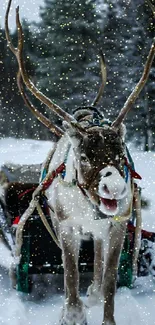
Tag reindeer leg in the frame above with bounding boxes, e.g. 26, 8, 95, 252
9, 261, 17, 289
102, 223, 126, 325
86, 238, 103, 307
59, 227, 87, 325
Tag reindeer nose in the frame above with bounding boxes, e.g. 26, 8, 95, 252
104, 171, 112, 177
103, 184, 110, 194
103, 183, 118, 196
121, 185, 126, 196
99, 166, 127, 200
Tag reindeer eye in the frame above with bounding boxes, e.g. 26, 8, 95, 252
81, 154, 89, 164
115, 155, 119, 161
120, 157, 126, 167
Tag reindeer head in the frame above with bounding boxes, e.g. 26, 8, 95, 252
64, 112, 131, 216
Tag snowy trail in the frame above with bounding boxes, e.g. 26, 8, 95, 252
0, 237, 154, 325
0, 276, 155, 325
0, 237, 155, 325
0, 228, 154, 325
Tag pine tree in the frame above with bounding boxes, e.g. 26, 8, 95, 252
99, 0, 154, 150
99, 1, 140, 120
125, 0, 155, 150
34, 0, 103, 124
0, 21, 48, 139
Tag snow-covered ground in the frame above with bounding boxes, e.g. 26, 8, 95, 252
0, 137, 155, 325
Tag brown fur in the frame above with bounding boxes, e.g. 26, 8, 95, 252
74, 126, 125, 204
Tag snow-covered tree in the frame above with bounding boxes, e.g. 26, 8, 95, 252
123, 0, 155, 150
0, 21, 48, 139
35, 0, 103, 122
98, 0, 154, 150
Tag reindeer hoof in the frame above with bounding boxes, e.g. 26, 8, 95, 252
59, 299, 87, 325
86, 282, 103, 307
60, 321, 87, 325
103, 320, 116, 325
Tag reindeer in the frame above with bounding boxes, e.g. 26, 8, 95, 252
5, 0, 155, 324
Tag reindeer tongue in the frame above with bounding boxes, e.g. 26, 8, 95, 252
101, 198, 117, 211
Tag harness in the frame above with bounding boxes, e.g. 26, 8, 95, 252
40, 114, 141, 193
39, 112, 141, 220
41, 146, 140, 190
14, 112, 142, 262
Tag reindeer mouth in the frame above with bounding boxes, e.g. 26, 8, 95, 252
100, 197, 117, 212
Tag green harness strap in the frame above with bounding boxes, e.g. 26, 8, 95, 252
17, 228, 31, 293
118, 231, 133, 288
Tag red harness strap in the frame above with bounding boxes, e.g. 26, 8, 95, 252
128, 223, 155, 241
124, 157, 142, 180
12, 164, 65, 226
41, 162, 65, 191
13, 187, 37, 226
18, 187, 37, 199
12, 215, 20, 226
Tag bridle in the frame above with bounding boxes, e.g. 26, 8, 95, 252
77, 159, 127, 192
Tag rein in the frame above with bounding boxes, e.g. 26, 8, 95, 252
41, 162, 65, 191
14, 147, 61, 262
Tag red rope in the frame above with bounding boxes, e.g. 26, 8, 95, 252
124, 157, 142, 180
18, 186, 37, 199
42, 162, 65, 191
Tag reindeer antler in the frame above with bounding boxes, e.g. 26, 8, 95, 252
146, 0, 155, 17
112, 40, 155, 128
5, 0, 77, 128
17, 72, 64, 137
92, 51, 107, 106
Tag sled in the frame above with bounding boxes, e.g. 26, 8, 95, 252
0, 165, 95, 293
0, 164, 154, 293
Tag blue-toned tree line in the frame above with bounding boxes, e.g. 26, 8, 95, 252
0, 0, 154, 150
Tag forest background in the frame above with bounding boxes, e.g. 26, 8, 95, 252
0, 0, 154, 150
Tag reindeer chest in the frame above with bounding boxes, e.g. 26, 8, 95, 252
46, 178, 111, 237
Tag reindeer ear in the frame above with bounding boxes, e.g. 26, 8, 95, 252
62, 121, 74, 134
63, 121, 83, 147
63, 121, 87, 137
117, 123, 126, 141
